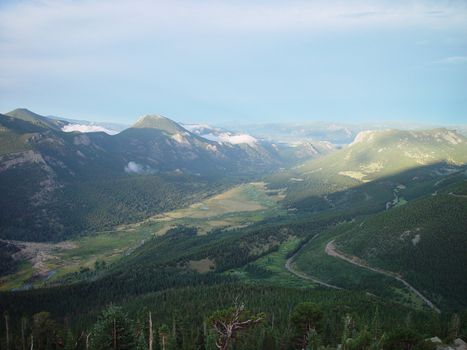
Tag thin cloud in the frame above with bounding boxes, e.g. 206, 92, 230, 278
433, 56, 467, 65
1, 1, 466, 45
2, 1, 466, 64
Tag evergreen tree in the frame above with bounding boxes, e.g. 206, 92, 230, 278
158, 325, 169, 350
384, 328, 422, 350
290, 302, 323, 350
31, 312, 62, 350
91, 305, 135, 350
64, 330, 75, 350
136, 332, 148, 350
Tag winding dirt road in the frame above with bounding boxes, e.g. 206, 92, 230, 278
449, 192, 467, 198
284, 236, 342, 290
325, 240, 441, 313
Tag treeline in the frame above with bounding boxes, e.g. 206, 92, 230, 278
1, 286, 466, 350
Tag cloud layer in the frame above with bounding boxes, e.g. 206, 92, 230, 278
62, 124, 119, 135
124, 161, 154, 175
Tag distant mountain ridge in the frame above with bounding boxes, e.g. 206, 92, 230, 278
227, 121, 467, 145
0, 108, 330, 241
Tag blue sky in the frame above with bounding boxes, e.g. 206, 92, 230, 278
0, 0, 466, 125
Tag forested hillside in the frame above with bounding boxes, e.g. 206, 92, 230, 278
333, 179, 467, 310
0, 109, 329, 241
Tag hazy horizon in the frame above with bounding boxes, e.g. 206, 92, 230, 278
3, 107, 467, 132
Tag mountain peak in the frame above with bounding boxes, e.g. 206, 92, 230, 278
6, 108, 43, 120
131, 114, 187, 134
5, 108, 64, 130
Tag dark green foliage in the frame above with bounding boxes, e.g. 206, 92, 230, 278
0, 241, 20, 276
244, 264, 274, 279
91, 306, 135, 350
2, 283, 464, 349
290, 302, 324, 349
336, 188, 467, 310
30, 312, 64, 350
56, 175, 216, 238
384, 328, 427, 350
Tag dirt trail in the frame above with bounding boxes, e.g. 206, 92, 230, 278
325, 240, 440, 313
449, 192, 467, 198
284, 236, 342, 290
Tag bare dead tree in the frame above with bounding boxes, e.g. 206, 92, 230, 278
158, 325, 169, 350
148, 312, 153, 350
85, 332, 91, 350
113, 318, 117, 350
4, 311, 10, 350
21, 317, 27, 350
210, 299, 264, 350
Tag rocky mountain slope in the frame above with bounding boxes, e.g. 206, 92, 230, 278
0, 109, 330, 241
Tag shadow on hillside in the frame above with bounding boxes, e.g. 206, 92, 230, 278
283, 161, 466, 217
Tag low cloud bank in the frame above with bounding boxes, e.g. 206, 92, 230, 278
202, 132, 257, 146
124, 161, 154, 175
62, 124, 119, 135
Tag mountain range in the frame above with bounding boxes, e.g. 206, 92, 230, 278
0, 108, 332, 241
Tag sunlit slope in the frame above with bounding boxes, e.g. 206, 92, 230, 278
304, 128, 466, 179
268, 128, 467, 210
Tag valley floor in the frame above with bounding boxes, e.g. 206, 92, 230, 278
0, 182, 285, 291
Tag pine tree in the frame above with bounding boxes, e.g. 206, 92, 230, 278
64, 330, 75, 350
91, 305, 135, 350
290, 302, 323, 350
341, 315, 353, 350
449, 314, 460, 340
370, 307, 383, 350
4, 311, 10, 350
21, 316, 28, 350
158, 325, 169, 350
136, 332, 148, 350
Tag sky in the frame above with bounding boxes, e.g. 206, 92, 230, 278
0, 0, 466, 125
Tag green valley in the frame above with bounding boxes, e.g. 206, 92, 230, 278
1, 110, 467, 349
